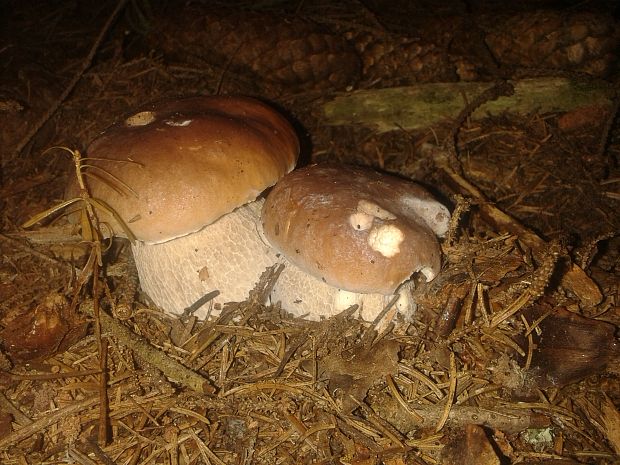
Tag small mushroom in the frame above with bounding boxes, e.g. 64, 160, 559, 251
66, 95, 299, 317
260, 164, 450, 320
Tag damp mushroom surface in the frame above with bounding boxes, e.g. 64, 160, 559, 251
66, 95, 299, 318
260, 164, 451, 321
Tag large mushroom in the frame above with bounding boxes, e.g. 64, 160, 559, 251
67, 95, 299, 318
260, 164, 450, 321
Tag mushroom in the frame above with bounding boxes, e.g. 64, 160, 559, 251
260, 164, 450, 321
66, 95, 299, 318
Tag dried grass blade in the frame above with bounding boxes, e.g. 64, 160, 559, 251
81, 156, 143, 167
21, 197, 83, 228
87, 197, 137, 242
435, 352, 457, 432
385, 374, 424, 423
398, 364, 444, 400
80, 207, 95, 242
82, 165, 139, 197
489, 290, 531, 328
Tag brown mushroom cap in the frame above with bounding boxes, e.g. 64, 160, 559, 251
261, 164, 450, 295
67, 95, 299, 243
64, 95, 298, 318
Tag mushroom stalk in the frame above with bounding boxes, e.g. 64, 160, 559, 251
132, 200, 277, 318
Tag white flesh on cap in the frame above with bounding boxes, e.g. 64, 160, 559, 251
271, 258, 413, 321
400, 195, 450, 238
132, 200, 278, 318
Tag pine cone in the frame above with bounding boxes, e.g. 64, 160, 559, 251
346, 31, 464, 84
153, 8, 361, 93
151, 6, 617, 92
482, 10, 618, 77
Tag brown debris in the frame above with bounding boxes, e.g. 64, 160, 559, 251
152, 8, 361, 95
0, 1, 619, 464
319, 339, 401, 413
600, 396, 620, 455
524, 305, 619, 389
0, 292, 88, 363
148, 4, 618, 98
482, 10, 618, 77
558, 105, 612, 132
440, 424, 501, 465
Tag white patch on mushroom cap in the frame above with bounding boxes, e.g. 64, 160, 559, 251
400, 195, 451, 237
357, 199, 396, 221
125, 111, 156, 127
164, 118, 193, 127
348, 212, 374, 231
350, 200, 398, 231
132, 200, 278, 318
367, 224, 404, 258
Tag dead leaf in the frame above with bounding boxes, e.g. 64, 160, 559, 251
441, 424, 501, 465
319, 339, 400, 413
0, 292, 88, 362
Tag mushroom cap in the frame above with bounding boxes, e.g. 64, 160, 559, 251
261, 164, 450, 295
67, 95, 299, 243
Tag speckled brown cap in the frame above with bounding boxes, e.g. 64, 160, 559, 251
261, 164, 450, 294
67, 95, 299, 243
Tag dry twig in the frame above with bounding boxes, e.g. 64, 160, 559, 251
79, 299, 215, 395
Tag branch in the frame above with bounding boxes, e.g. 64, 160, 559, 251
322, 78, 614, 133
79, 300, 215, 395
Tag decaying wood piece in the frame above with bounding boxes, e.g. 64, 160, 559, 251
322, 78, 614, 133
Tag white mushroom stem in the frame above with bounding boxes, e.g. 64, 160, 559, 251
270, 257, 415, 321
132, 200, 278, 318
